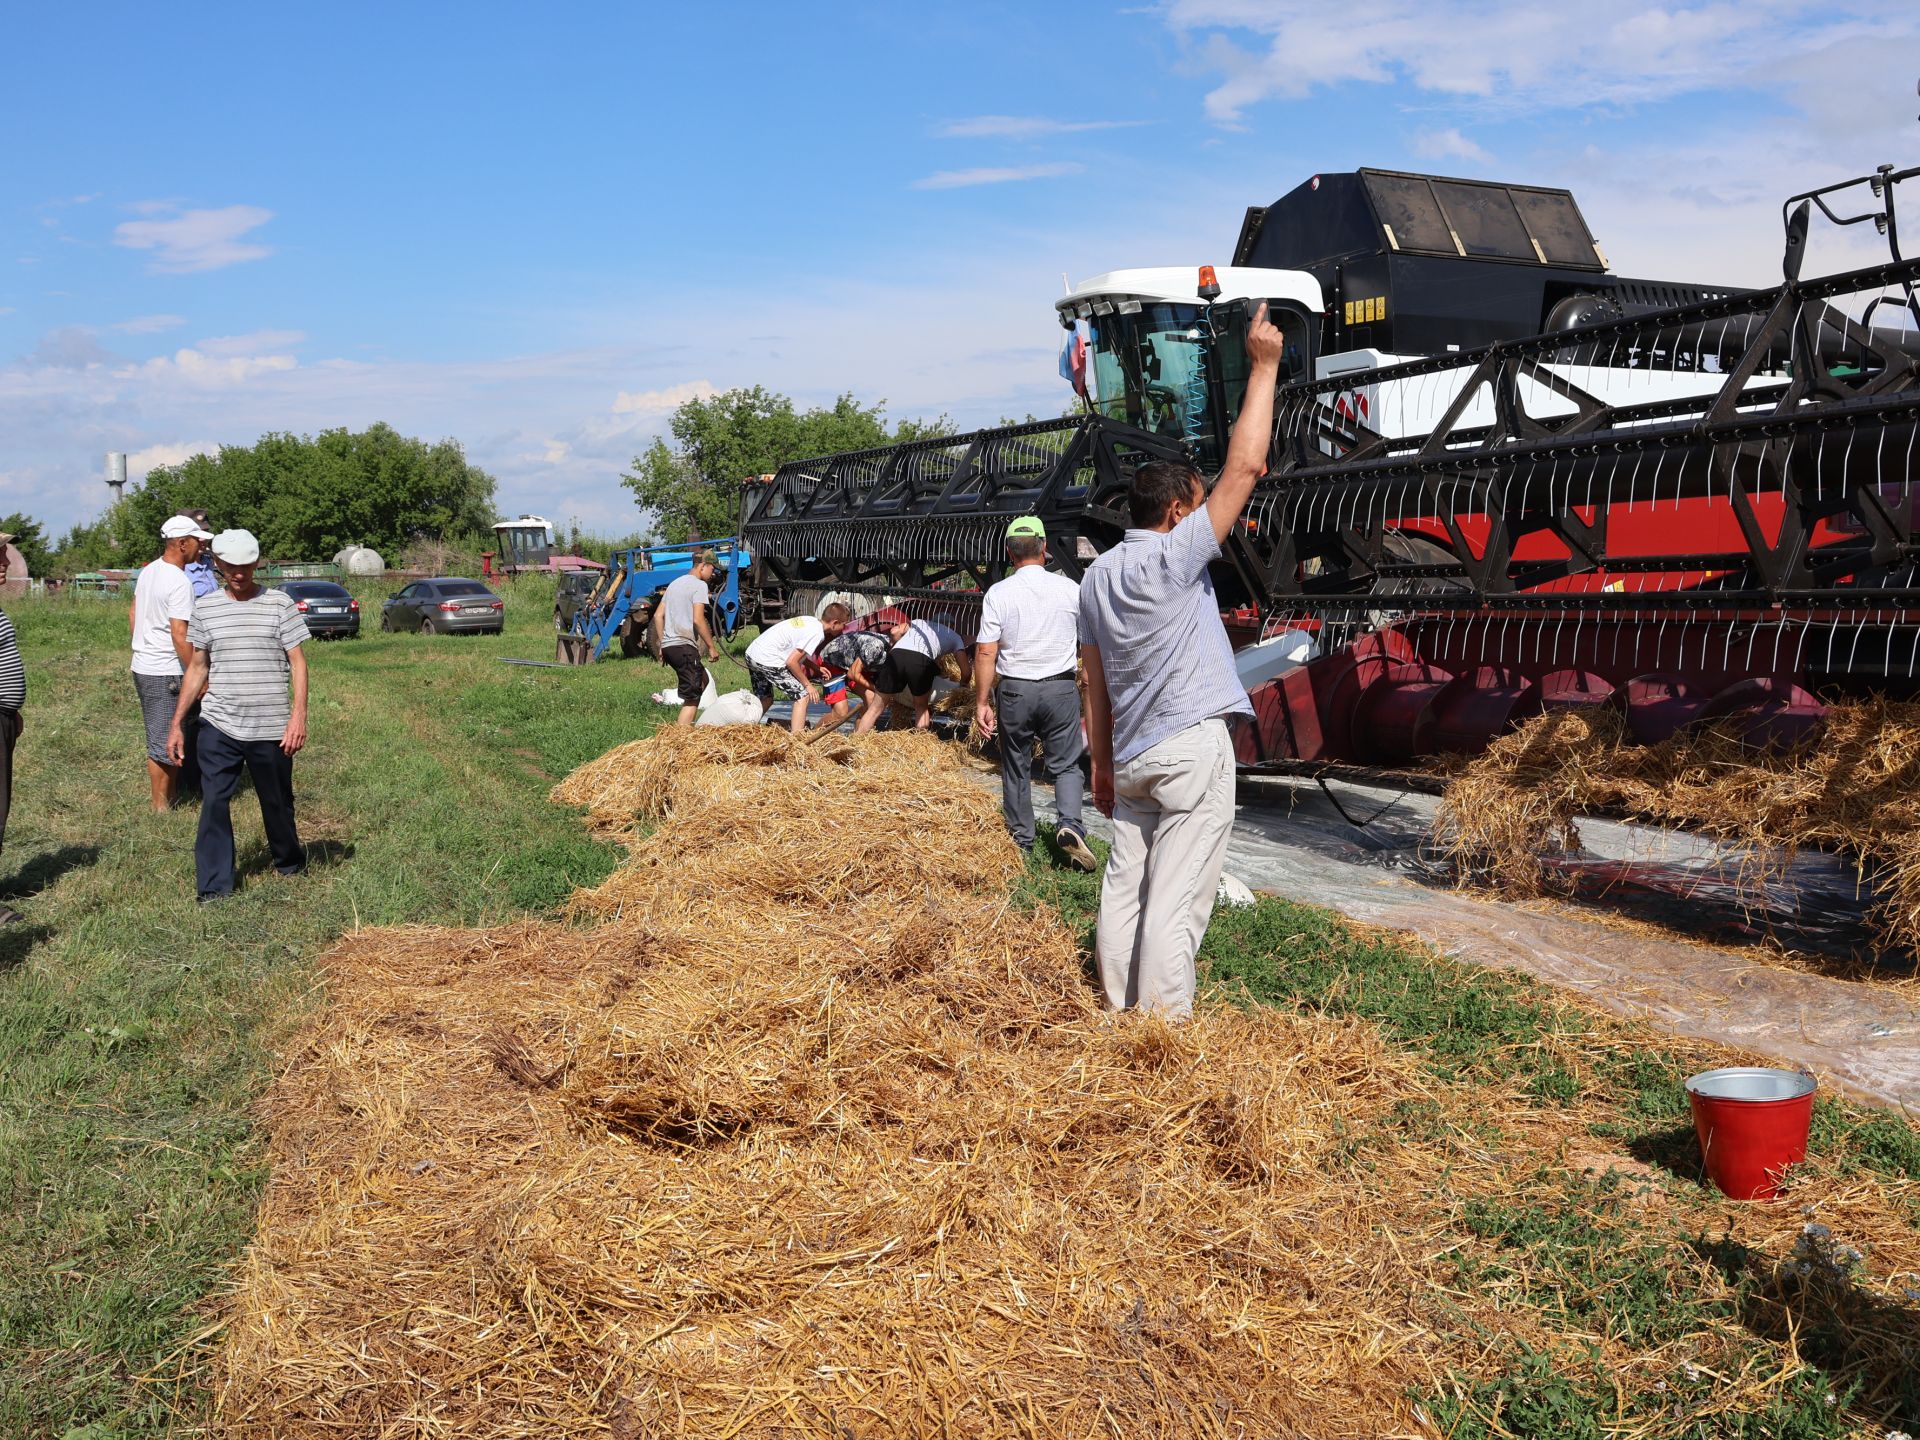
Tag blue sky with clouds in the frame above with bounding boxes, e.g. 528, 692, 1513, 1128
5, 0, 1918, 541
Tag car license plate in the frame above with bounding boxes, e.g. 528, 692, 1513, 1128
314, 606, 342, 615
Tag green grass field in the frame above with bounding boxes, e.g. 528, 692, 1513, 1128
2, 579, 1917, 1438
0, 578, 675, 1436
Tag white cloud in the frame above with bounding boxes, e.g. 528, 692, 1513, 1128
612, 379, 717, 414
27, 327, 116, 369
129, 348, 298, 387
197, 329, 306, 356
1165, 1, 1920, 123
936, 115, 1147, 139
126, 441, 219, 478
912, 162, 1085, 190
114, 204, 275, 274
1411, 127, 1492, 164
0, 307, 14, 317
112, 314, 185, 334
543, 439, 571, 464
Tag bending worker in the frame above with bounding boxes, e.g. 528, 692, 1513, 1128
1078, 301, 1284, 1020
852, 609, 970, 733
974, 517, 1096, 870
745, 603, 851, 733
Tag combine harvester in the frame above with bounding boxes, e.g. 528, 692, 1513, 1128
740, 161, 1920, 772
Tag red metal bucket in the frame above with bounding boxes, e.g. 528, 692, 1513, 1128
1684, 1067, 1816, 1200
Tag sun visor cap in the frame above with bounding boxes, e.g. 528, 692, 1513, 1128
1005, 516, 1047, 540
211, 529, 262, 565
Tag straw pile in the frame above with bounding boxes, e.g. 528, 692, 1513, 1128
211, 725, 1920, 1436
1435, 699, 1920, 956
213, 726, 1511, 1437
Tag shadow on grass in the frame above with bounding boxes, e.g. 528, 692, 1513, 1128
0, 921, 55, 969
1624, 1121, 1706, 1184
234, 838, 354, 883
1697, 1233, 1920, 1428
0, 843, 101, 901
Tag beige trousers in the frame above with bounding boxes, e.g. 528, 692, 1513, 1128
1095, 718, 1236, 1020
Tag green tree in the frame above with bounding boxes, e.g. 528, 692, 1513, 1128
49, 516, 135, 576
110, 423, 498, 561
0, 514, 51, 575
622, 387, 951, 543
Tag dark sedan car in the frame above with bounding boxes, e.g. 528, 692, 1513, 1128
380, 577, 505, 635
277, 580, 361, 638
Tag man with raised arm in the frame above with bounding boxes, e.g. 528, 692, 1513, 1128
1077, 302, 1284, 1020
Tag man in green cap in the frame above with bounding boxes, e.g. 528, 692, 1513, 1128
973, 516, 1095, 869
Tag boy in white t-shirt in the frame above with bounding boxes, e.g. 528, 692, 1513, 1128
129, 515, 214, 810
744, 603, 851, 733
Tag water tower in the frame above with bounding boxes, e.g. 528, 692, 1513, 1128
105, 452, 127, 503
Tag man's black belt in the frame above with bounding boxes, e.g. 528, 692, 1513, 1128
998, 670, 1076, 685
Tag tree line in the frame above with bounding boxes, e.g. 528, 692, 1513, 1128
16, 386, 1003, 576
37, 423, 499, 575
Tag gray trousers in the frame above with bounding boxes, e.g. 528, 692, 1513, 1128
1097, 718, 1236, 1020
995, 675, 1085, 849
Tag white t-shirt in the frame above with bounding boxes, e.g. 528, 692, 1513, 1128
893, 619, 964, 660
131, 559, 195, 677
977, 565, 1080, 679
746, 615, 826, 670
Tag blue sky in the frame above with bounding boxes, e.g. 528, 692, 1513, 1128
5, 0, 1918, 542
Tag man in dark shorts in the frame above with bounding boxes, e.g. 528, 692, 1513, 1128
130, 514, 214, 809
852, 610, 970, 733
0, 536, 26, 924
651, 549, 723, 726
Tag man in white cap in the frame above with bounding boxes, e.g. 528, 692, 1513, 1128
167, 529, 311, 901
130, 514, 215, 810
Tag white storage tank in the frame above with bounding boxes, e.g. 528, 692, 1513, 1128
332, 546, 387, 577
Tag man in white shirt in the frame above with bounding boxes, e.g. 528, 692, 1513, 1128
744, 603, 851, 733
130, 514, 214, 811
650, 550, 723, 727
852, 611, 971, 733
974, 517, 1095, 869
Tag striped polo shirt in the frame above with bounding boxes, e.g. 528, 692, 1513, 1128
0, 608, 23, 711
187, 589, 310, 742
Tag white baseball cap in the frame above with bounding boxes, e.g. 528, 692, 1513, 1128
210, 529, 262, 565
161, 515, 215, 541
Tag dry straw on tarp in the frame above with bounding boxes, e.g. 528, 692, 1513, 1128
213, 726, 1920, 1438
1435, 699, 1920, 960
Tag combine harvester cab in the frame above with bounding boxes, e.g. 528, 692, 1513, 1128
741, 162, 1920, 767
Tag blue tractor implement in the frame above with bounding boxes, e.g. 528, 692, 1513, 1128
555, 539, 750, 665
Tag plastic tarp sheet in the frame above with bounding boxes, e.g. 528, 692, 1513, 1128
979, 767, 1920, 1112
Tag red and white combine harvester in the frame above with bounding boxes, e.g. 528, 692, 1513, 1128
740, 163, 1920, 772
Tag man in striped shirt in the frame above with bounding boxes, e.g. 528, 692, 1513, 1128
0, 536, 26, 925
167, 529, 311, 901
